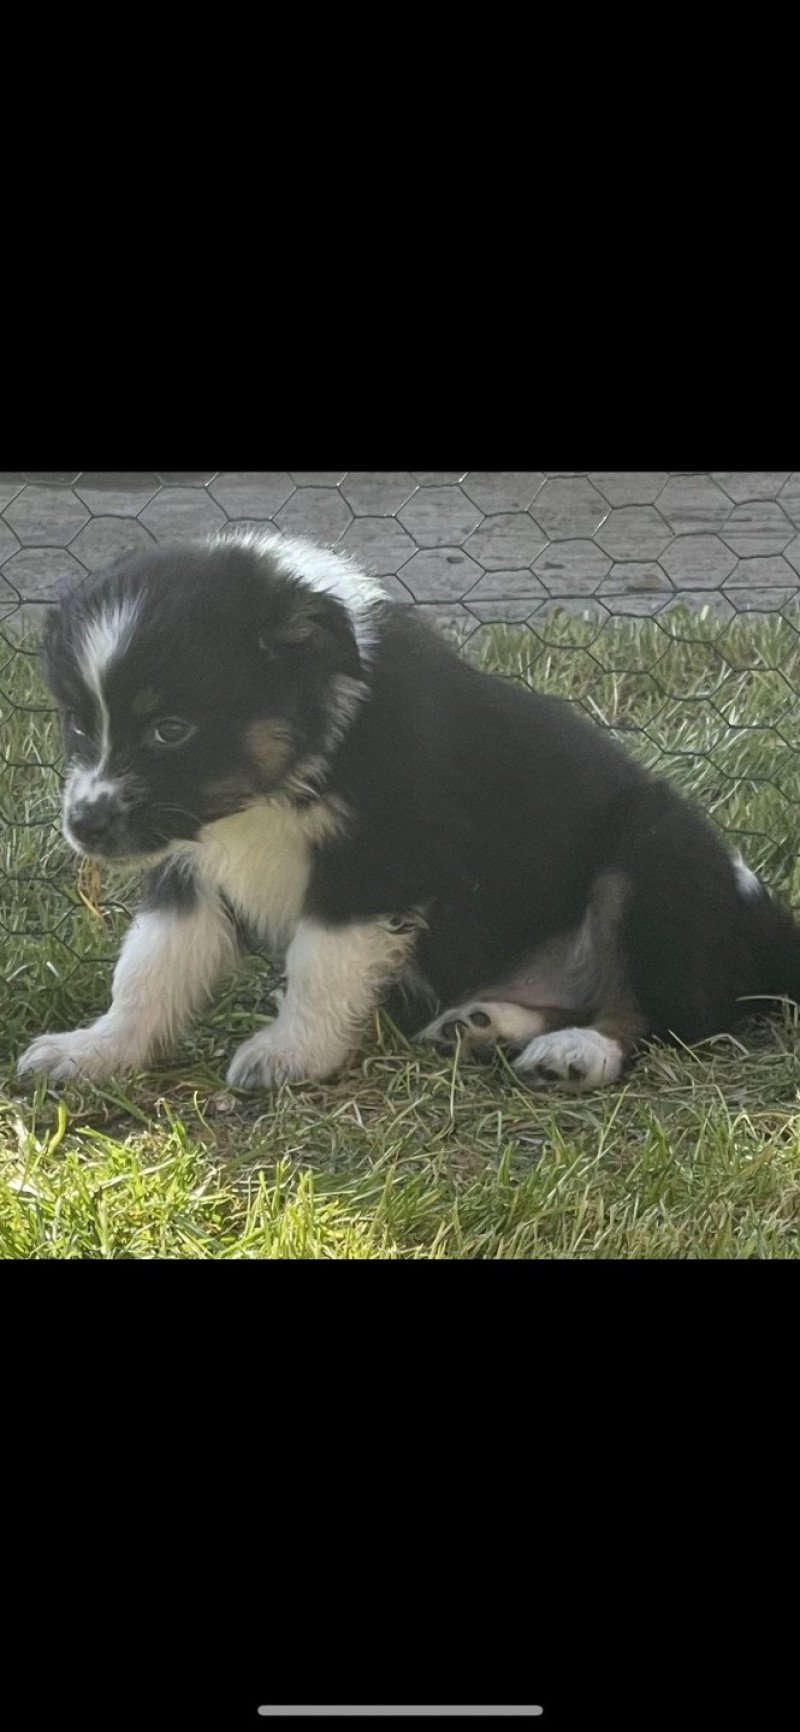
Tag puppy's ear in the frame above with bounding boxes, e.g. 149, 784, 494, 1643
260, 584, 362, 682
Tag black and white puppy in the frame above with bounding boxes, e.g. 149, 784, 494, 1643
17, 527, 800, 1093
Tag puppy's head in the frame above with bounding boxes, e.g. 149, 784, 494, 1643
42, 535, 369, 862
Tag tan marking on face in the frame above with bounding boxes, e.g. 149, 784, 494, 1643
244, 719, 295, 784
202, 775, 256, 814
131, 686, 163, 717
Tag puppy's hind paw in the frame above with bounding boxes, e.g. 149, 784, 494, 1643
513, 1028, 624, 1092
420, 1000, 547, 1057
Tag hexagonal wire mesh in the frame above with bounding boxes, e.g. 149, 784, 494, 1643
2, 471, 800, 1035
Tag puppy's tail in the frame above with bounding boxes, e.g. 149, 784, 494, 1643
741, 879, 800, 1013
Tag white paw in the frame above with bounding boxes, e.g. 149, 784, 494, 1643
421, 1000, 547, 1052
226, 1025, 349, 1090
17, 1027, 129, 1085
514, 1027, 624, 1091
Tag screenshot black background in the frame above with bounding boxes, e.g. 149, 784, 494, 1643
9, 1271, 790, 1730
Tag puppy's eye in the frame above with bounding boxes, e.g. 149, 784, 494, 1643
147, 717, 197, 748
65, 710, 86, 738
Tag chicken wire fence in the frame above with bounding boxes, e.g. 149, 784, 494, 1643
2, 470, 800, 1002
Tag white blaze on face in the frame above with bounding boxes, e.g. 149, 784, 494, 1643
66, 598, 141, 816
78, 599, 141, 756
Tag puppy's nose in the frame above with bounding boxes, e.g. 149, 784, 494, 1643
67, 794, 123, 848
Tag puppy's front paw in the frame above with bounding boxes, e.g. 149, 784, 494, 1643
226, 1025, 348, 1090
17, 1027, 127, 1085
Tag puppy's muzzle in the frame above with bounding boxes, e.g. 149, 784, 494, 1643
66, 791, 128, 854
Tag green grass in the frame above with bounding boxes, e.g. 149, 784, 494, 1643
2, 605, 800, 1259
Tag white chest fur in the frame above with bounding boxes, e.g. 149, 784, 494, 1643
188, 800, 341, 954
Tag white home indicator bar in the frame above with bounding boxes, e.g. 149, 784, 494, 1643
257, 1712, 543, 1719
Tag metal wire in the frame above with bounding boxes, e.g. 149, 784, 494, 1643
2, 471, 799, 990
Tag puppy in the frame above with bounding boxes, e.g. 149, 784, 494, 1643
17, 527, 800, 1093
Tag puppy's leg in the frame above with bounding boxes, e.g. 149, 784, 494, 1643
17, 864, 237, 1084
227, 916, 415, 1089
514, 873, 645, 1092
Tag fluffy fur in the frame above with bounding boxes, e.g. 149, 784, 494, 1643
17, 526, 800, 1094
